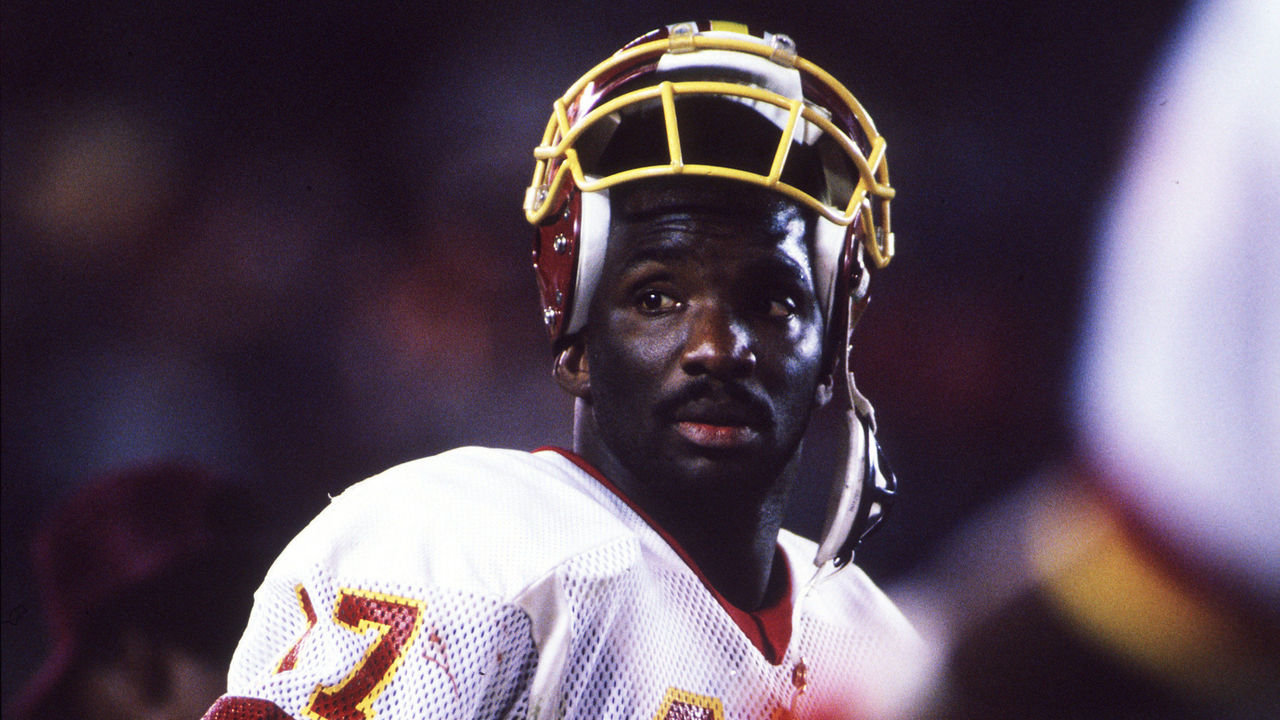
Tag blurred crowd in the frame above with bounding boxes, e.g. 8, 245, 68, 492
10, 464, 272, 719
8, 1, 1255, 717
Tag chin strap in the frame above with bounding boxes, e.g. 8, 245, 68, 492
813, 282, 898, 569
813, 399, 897, 569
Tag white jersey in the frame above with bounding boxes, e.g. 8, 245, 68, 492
203, 447, 923, 720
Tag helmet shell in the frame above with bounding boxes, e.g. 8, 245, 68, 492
525, 21, 894, 357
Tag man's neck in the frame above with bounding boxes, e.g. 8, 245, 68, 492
571, 401, 793, 611
651, 495, 789, 612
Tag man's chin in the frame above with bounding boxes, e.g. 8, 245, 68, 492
656, 450, 785, 500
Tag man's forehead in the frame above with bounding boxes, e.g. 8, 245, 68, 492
610, 178, 814, 246
606, 180, 817, 278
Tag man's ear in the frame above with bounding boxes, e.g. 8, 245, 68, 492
814, 371, 834, 409
553, 337, 591, 399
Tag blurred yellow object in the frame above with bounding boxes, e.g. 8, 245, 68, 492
1028, 481, 1278, 699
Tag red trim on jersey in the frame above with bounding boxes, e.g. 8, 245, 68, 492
536, 446, 794, 665
275, 584, 318, 673
202, 695, 293, 720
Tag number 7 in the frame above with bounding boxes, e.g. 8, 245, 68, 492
303, 588, 426, 720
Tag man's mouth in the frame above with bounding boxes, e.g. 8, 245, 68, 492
674, 421, 760, 449
669, 397, 769, 450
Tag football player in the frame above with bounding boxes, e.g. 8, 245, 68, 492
203, 21, 924, 720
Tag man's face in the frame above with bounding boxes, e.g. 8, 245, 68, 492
581, 179, 830, 505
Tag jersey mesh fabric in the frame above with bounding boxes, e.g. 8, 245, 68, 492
208, 447, 922, 720
226, 565, 537, 719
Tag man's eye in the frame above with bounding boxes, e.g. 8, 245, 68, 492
636, 289, 678, 313
764, 296, 797, 318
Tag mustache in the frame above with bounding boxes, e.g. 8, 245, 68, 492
655, 377, 773, 428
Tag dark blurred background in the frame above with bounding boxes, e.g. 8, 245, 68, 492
2, 0, 1189, 703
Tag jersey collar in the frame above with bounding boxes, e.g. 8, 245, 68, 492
536, 446, 795, 664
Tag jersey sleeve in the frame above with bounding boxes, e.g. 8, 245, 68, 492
203, 563, 539, 720
201, 448, 648, 720
200, 453, 552, 720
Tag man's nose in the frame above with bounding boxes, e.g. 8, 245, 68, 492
680, 301, 756, 379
